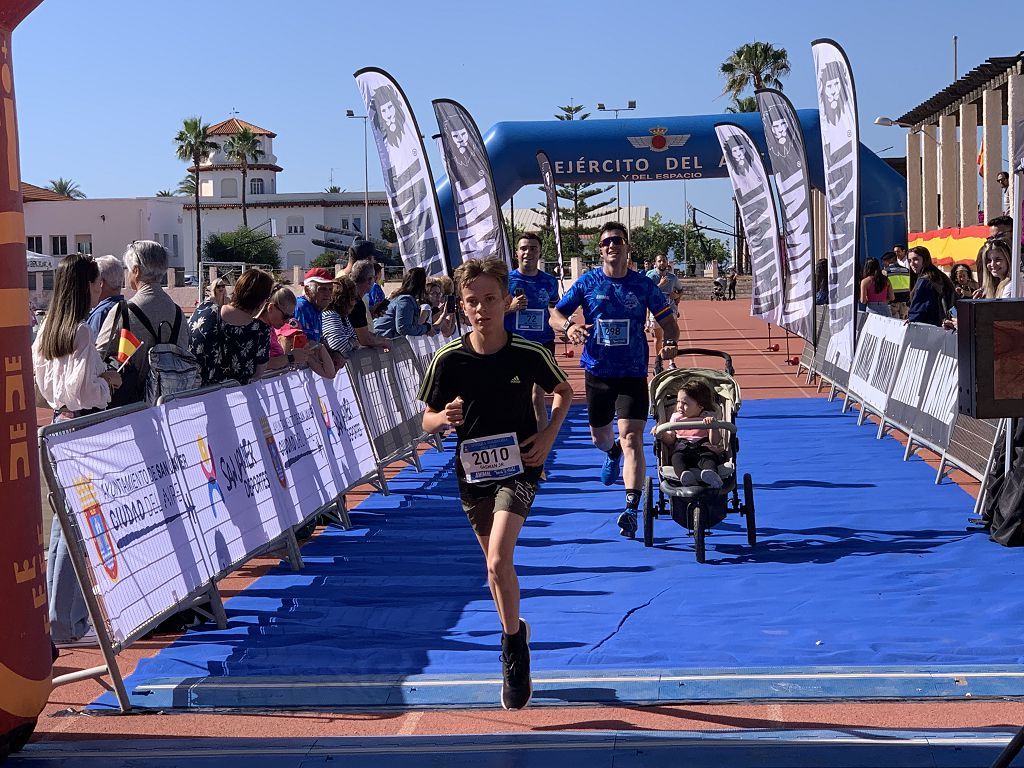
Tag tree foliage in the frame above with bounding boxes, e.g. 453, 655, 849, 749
202, 226, 281, 270
176, 175, 196, 196
174, 116, 219, 269
324, 185, 342, 193
46, 177, 85, 199
380, 219, 396, 242
224, 127, 265, 228
530, 103, 615, 257
310, 251, 339, 268
725, 96, 759, 113
155, 189, 175, 197
720, 42, 791, 100
628, 213, 729, 270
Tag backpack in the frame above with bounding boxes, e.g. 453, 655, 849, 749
125, 303, 201, 405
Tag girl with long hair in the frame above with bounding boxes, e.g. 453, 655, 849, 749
859, 257, 893, 316
373, 267, 434, 338
906, 246, 955, 327
974, 240, 1013, 299
32, 253, 122, 646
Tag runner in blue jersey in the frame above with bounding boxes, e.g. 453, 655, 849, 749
549, 222, 679, 538
505, 232, 561, 430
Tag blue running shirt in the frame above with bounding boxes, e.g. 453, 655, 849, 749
504, 269, 560, 344
555, 268, 671, 378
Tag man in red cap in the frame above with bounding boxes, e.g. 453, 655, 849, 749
295, 267, 335, 342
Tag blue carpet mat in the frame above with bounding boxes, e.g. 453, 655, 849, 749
93, 398, 1024, 709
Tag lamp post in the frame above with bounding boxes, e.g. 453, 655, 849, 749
597, 100, 637, 221
346, 110, 370, 238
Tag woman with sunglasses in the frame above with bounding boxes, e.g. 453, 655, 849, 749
549, 222, 679, 539
257, 284, 335, 378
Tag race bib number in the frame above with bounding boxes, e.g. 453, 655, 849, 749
515, 309, 545, 332
460, 432, 524, 483
595, 318, 630, 346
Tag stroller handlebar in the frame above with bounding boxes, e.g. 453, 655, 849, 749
655, 420, 737, 436
671, 348, 735, 375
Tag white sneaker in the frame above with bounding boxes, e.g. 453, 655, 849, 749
718, 461, 735, 478
678, 470, 698, 485
700, 469, 724, 488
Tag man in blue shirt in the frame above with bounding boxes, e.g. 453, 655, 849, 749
294, 267, 334, 342
505, 232, 560, 430
645, 253, 681, 374
549, 222, 679, 538
86, 255, 125, 336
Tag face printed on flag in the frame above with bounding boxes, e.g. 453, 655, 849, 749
117, 329, 142, 364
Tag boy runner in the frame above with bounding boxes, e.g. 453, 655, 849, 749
505, 232, 561, 429
549, 222, 679, 538
418, 256, 573, 710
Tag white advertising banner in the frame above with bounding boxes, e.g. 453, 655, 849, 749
847, 313, 906, 416
250, 372, 339, 525
812, 38, 860, 373
47, 408, 209, 643
161, 386, 290, 576
305, 366, 378, 488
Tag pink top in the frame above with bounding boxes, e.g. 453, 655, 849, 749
864, 278, 889, 302
269, 329, 284, 358
671, 408, 719, 444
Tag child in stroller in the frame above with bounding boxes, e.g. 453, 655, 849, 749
658, 378, 727, 488
711, 277, 726, 301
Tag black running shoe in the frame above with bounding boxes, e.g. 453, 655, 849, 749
500, 619, 532, 710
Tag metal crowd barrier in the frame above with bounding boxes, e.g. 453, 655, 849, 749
37, 338, 453, 712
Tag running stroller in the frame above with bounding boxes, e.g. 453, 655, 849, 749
710, 277, 726, 301
643, 349, 756, 563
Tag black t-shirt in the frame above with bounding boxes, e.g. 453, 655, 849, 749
416, 332, 568, 482
349, 297, 368, 329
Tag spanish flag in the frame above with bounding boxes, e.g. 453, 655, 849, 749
116, 329, 142, 364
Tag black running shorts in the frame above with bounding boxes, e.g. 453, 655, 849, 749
459, 476, 537, 536
584, 372, 650, 427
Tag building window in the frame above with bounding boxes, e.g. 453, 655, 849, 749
51, 235, 68, 256
286, 250, 306, 269
163, 234, 171, 251
221, 178, 238, 198
26, 236, 42, 253
341, 218, 349, 230
250, 178, 264, 195
75, 235, 92, 255
353, 217, 362, 233
172, 234, 179, 258
286, 215, 305, 235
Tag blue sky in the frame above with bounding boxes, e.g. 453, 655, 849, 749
13, 0, 1024, 233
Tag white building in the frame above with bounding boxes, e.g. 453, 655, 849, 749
183, 118, 392, 271
22, 182, 188, 264
23, 117, 392, 274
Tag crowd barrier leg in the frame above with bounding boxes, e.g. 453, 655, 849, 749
827, 382, 838, 402
284, 527, 304, 571
206, 583, 229, 630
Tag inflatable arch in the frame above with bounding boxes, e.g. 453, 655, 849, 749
436, 109, 907, 268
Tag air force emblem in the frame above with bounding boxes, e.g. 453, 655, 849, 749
628, 127, 689, 153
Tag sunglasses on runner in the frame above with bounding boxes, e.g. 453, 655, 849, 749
600, 236, 626, 247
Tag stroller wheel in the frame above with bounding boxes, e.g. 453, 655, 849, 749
743, 473, 757, 546
693, 506, 706, 564
643, 476, 654, 548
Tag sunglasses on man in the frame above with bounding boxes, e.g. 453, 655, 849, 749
600, 235, 626, 247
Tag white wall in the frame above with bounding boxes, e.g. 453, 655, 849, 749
24, 197, 187, 266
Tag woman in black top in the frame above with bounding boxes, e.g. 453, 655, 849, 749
189, 268, 275, 384
906, 246, 955, 327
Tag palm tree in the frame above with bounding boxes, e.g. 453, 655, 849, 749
155, 189, 175, 197
174, 116, 219, 268
324, 184, 342, 193
224, 127, 265, 228
176, 175, 196, 197
46, 177, 86, 199
720, 42, 791, 100
725, 96, 759, 114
